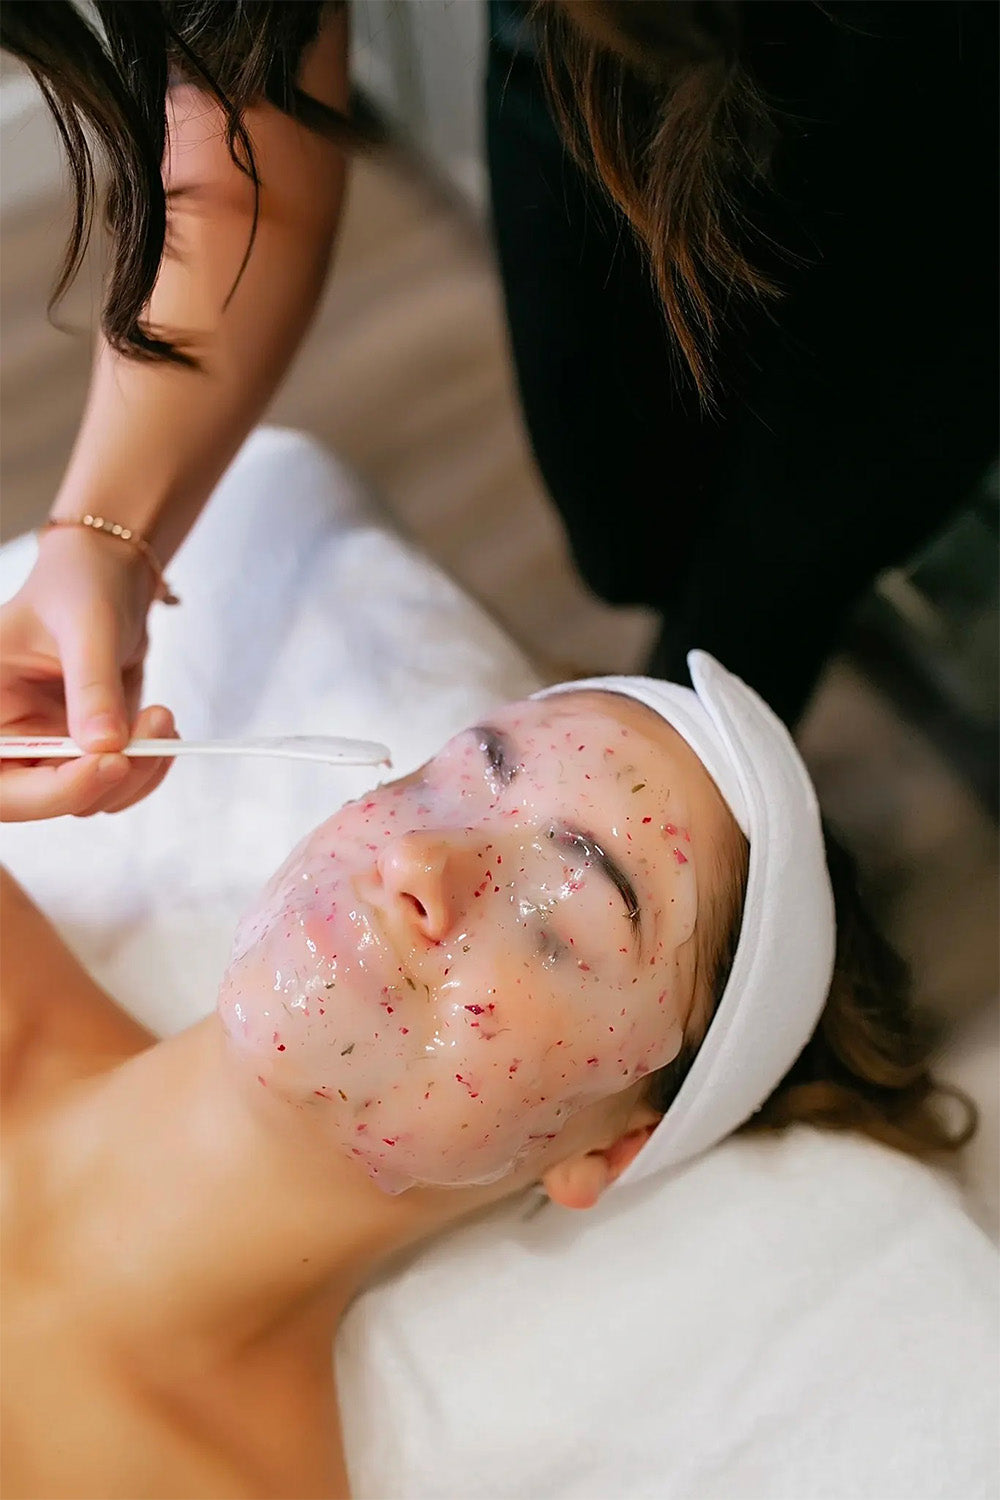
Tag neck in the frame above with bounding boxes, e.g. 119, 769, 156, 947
46, 1018, 457, 1358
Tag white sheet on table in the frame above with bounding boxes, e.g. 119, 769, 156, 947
339, 1126, 998, 1500
1, 430, 996, 1500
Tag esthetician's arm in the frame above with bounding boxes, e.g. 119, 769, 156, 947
0, 10, 349, 822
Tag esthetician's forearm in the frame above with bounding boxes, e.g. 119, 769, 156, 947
50, 14, 349, 564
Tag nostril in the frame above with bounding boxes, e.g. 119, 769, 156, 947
403, 893, 428, 921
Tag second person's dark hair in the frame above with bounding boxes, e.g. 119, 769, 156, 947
5, 0, 781, 394
536, 0, 780, 402
0, 0, 361, 363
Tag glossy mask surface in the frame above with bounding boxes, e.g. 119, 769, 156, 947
218, 693, 716, 1193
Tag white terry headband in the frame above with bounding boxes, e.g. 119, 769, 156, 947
534, 650, 836, 1189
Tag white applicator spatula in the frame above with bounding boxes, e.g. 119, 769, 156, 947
0, 735, 391, 767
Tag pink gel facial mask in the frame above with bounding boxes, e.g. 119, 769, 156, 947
218, 697, 699, 1193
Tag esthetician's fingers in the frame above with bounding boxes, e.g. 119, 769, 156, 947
88, 704, 178, 814
0, 753, 129, 822
56, 603, 132, 755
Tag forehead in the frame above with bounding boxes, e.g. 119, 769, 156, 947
484, 690, 733, 848
486, 690, 685, 772
384, 690, 731, 856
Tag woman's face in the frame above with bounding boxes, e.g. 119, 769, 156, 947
218, 692, 731, 1193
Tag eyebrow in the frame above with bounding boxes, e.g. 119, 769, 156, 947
552, 828, 642, 940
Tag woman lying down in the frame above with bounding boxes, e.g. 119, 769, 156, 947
1, 651, 971, 1499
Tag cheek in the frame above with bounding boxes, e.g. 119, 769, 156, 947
217, 777, 691, 1193
544, 970, 683, 1097
221, 933, 684, 1196
422, 954, 673, 1137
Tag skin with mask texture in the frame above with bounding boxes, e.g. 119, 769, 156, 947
1, 691, 734, 1499
219, 691, 729, 1194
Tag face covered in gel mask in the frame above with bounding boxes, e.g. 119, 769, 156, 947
217, 691, 735, 1194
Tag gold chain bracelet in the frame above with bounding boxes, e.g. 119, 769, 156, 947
41, 516, 180, 606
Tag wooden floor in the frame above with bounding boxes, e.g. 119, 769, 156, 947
2, 147, 996, 1231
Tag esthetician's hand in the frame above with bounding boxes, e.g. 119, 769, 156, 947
0, 525, 177, 821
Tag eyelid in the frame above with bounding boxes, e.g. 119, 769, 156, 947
551, 827, 641, 936
474, 726, 517, 789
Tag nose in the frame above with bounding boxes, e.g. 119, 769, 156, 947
376, 831, 474, 944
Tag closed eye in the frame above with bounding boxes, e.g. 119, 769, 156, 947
473, 725, 518, 790
551, 827, 641, 940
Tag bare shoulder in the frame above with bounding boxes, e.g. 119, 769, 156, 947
1, 867, 153, 1110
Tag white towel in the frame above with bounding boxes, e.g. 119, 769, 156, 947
2, 430, 995, 1500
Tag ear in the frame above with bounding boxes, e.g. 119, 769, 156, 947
541, 1104, 662, 1211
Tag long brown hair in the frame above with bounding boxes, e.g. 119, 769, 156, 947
537, 1, 780, 401
0, 0, 364, 364
4, 0, 778, 393
649, 829, 976, 1161
746, 833, 976, 1157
